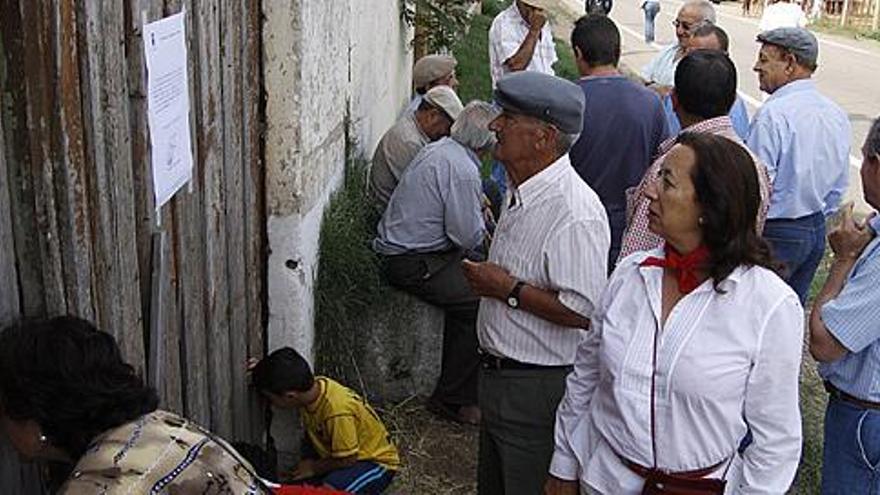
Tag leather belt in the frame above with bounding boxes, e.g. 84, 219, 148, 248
825, 381, 880, 411
478, 351, 572, 371
619, 455, 726, 480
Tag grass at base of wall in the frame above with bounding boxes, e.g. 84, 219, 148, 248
313, 155, 391, 381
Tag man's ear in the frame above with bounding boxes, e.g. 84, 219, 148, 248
573, 46, 584, 63
670, 89, 680, 112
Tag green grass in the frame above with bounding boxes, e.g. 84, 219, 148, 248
313, 154, 392, 380
809, 17, 880, 44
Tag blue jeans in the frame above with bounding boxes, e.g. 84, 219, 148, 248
821, 397, 880, 494
762, 212, 826, 304
642, 1, 660, 43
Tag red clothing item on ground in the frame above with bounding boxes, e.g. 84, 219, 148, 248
274, 485, 350, 495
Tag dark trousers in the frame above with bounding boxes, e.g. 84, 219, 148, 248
763, 212, 826, 304
478, 366, 571, 495
381, 250, 480, 407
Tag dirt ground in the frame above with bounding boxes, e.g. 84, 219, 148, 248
380, 399, 479, 494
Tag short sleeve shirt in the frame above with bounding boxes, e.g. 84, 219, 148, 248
819, 215, 880, 402
488, 4, 557, 87
302, 377, 400, 470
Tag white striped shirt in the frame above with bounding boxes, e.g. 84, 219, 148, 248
477, 154, 610, 366
488, 4, 557, 87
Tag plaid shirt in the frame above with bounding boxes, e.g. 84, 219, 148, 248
618, 116, 772, 263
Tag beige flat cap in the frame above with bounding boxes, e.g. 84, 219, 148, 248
413, 54, 458, 90
423, 86, 464, 121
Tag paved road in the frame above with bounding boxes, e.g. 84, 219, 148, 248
557, 0, 880, 212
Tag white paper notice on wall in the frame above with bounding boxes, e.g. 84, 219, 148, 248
144, 11, 193, 211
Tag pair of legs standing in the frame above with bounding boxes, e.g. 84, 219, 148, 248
763, 212, 826, 304
478, 366, 570, 495
642, 1, 661, 44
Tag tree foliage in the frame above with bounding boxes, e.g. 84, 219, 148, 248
401, 0, 474, 55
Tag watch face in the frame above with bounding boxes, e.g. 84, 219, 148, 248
507, 296, 518, 308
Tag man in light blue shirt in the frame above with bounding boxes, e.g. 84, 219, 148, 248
747, 27, 851, 302
809, 117, 880, 494
640, 0, 716, 87
662, 24, 750, 140
374, 102, 497, 426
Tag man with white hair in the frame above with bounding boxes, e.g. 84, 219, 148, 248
373, 101, 499, 426
641, 0, 716, 89
489, 0, 558, 87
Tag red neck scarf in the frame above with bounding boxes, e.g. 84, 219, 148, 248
640, 244, 711, 294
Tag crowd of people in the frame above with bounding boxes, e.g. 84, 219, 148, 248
2, 0, 877, 494
368, 0, 875, 493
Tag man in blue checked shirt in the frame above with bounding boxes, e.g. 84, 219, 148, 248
747, 27, 851, 303
809, 117, 880, 494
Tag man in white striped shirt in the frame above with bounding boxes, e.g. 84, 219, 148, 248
462, 72, 610, 495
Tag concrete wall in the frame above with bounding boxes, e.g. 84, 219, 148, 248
263, 0, 412, 361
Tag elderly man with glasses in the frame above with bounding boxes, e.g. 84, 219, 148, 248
641, 0, 716, 92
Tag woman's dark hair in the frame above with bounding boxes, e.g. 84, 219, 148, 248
0, 316, 159, 460
676, 132, 779, 290
251, 347, 314, 395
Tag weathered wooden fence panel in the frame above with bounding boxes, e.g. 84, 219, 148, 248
0, 0, 267, 491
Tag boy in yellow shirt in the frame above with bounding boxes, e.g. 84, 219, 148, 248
251, 348, 399, 494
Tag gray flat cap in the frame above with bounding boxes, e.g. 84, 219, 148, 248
413, 54, 457, 90
757, 27, 818, 67
494, 72, 585, 134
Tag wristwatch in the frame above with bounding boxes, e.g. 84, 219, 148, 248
506, 281, 526, 309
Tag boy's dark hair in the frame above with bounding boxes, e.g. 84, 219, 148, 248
674, 49, 737, 120
251, 347, 314, 394
570, 14, 621, 68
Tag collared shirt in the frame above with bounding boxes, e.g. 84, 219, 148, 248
368, 112, 430, 211
640, 43, 681, 87
663, 94, 751, 141
819, 214, 880, 403
477, 154, 610, 366
488, 4, 558, 87
401, 94, 423, 117
373, 137, 485, 256
302, 377, 400, 470
60, 410, 269, 494
747, 79, 851, 219
549, 250, 803, 494
619, 116, 772, 262
569, 75, 669, 260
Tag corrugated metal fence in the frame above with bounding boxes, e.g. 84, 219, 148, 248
0, 0, 266, 491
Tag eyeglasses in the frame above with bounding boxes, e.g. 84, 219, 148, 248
672, 19, 706, 32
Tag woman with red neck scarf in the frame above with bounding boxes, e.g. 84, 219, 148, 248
544, 133, 804, 495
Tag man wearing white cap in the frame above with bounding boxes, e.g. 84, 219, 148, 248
369, 85, 464, 212
403, 54, 459, 116
488, 0, 558, 87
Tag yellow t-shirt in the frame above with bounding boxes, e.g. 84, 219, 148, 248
301, 377, 400, 470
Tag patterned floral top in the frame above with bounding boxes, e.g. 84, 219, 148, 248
59, 410, 269, 494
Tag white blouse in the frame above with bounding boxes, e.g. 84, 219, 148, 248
550, 249, 804, 494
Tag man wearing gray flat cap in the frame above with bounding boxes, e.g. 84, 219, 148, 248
462, 71, 610, 495
402, 54, 459, 115
747, 27, 851, 303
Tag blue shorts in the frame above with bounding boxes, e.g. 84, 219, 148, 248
321, 461, 395, 494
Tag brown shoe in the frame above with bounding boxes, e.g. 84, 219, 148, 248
427, 400, 480, 426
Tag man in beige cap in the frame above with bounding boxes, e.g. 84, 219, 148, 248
488, 0, 558, 87
403, 54, 459, 115
369, 85, 463, 212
